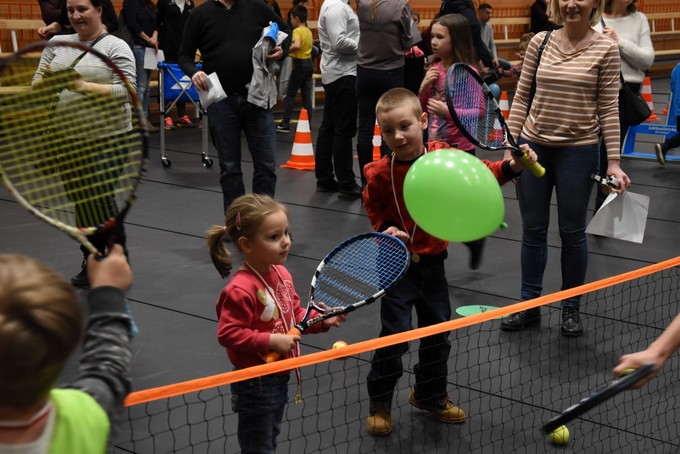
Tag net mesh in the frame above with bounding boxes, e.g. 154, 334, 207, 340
114, 258, 680, 453
445, 64, 505, 149
0, 42, 144, 232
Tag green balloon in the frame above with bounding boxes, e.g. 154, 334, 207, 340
403, 149, 505, 242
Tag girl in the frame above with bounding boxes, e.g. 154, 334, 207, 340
418, 13, 486, 270
418, 13, 479, 156
206, 194, 344, 453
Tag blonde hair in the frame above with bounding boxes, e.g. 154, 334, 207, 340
519, 32, 535, 52
206, 194, 288, 279
551, 0, 605, 26
376, 88, 423, 119
0, 254, 82, 407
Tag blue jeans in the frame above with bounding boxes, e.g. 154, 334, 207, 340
133, 45, 152, 116
208, 95, 277, 213
356, 65, 404, 184
231, 374, 290, 454
366, 254, 451, 404
516, 139, 599, 309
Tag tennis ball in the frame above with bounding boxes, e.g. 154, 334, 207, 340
549, 425, 570, 445
332, 340, 348, 349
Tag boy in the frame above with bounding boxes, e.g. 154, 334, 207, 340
276, 4, 314, 133
362, 88, 536, 436
0, 245, 134, 452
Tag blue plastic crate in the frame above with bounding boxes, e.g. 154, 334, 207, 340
158, 62, 201, 103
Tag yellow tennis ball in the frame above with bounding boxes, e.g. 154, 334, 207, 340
549, 425, 570, 445
332, 340, 348, 349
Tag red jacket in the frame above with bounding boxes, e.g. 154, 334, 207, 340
215, 265, 325, 369
362, 141, 516, 255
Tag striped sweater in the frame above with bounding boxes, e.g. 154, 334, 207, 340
507, 30, 621, 159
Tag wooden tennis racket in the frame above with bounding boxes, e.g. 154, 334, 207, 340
0, 39, 148, 255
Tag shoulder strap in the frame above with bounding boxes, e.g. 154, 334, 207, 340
69, 33, 109, 69
528, 30, 552, 111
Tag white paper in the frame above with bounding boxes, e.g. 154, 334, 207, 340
197, 72, 227, 109
586, 191, 650, 243
143, 48, 164, 70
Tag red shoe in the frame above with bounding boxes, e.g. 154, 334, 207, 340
177, 115, 196, 128
164, 117, 176, 131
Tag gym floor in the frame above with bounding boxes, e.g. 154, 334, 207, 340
1, 76, 678, 453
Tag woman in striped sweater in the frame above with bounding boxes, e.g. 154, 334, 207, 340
500, 0, 631, 337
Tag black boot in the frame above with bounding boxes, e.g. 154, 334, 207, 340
464, 238, 486, 270
70, 257, 90, 288
561, 306, 583, 337
500, 307, 541, 331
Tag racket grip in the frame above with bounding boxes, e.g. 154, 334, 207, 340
518, 152, 546, 178
262, 327, 302, 364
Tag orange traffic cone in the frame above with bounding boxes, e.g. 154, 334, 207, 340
641, 77, 658, 122
499, 91, 510, 119
281, 109, 315, 170
372, 120, 382, 161
661, 100, 669, 115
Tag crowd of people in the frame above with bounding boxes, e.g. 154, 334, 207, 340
9, 0, 676, 451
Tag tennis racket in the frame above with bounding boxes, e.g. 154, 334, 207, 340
444, 63, 545, 178
263, 232, 411, 363
0, 39, 148, 255
541, 364, 655, 434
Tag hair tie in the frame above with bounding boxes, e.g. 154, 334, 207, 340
223, 225, 228, 233
236, 212, 242, 231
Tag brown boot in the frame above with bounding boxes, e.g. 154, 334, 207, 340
366, 400, 392, 436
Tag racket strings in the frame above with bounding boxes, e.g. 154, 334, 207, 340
312, 236, 410, 308
447, 66, 505, 149
0, 46, 143, 231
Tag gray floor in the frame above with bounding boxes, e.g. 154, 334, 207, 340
1, 77, 679, 453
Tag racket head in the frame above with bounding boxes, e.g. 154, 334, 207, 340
541, 363, 655, 434
0, 39, 148, 254
444, 63, 516, 151
298, 233, 410, 330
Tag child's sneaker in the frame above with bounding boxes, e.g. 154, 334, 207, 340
164, 117, 176, 131
177, 115, 196, 128
408, 390, 465, 423
276, 123, 290, 133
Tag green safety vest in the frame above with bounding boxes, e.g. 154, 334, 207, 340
48, 389, 110, 454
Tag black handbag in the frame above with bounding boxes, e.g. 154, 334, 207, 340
619, 76, 650, 126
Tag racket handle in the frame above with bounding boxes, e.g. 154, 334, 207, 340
518, 151, 546, 178
262, 327, 302, 364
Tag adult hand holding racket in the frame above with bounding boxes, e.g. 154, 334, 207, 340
263, 232, 411, 363
0, 40, 148, 256
444, 63, 545, 178
541, 364, 655, 434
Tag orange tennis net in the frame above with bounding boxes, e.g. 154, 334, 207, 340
114, 257, 680, 453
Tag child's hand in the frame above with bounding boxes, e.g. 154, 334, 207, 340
382, 226, 410, 244
426, 98, 450, 119
269, 333, 301, 355
508, 144, 538, 173
322, 313, 347, 329
419, 66, 439, 93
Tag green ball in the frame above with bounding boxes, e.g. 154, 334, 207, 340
549, 425, 570, 445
